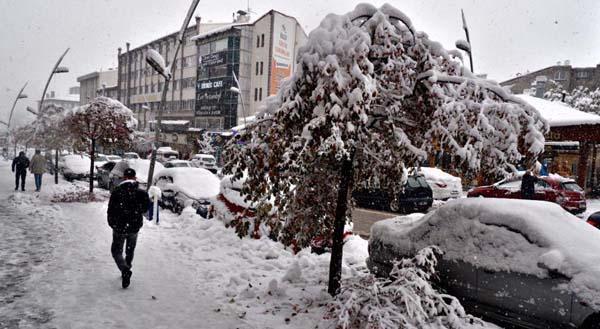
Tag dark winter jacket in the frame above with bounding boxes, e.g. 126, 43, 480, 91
521, 172, 538, 200
11, 155, 30, 173
107, 180, 150, 234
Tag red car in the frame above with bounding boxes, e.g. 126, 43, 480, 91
467, 175, 586, 214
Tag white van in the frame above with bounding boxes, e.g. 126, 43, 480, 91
156, 147, 179, 163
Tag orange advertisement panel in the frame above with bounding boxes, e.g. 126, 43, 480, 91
269, 13, 296, 95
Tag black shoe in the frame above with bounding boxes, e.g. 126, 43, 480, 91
15, 187, 18, 191
122, 270, 132, 289
21, 188, 25, 191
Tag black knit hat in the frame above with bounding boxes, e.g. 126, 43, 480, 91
123, 168, 136, 179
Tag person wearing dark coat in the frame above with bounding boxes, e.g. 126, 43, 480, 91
107, 168, 150, 288
11, 151, 30, 191
521, 170, 539, 200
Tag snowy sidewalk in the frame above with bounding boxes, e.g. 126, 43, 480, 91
0, 160, 370, 328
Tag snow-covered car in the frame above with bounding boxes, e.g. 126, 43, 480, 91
94, 154, 110, 168
58, 154, 91, 181
190, 154, 218, 174
108, 159, 164, 191
156, 147, 179, 163
368, 198, 600, 329
96, 161, 116, 189
163, 160, 192, 168
106, 155, 122, 162
153, 167, 220, 215
417, 167, 463, 200
122, 152, 140, 160
467, 173, 586, 214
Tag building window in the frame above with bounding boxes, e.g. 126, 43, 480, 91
256, 35, 260, 48
261, 34, 265, 47
151, 83, 155, 93
145, 85, 148, 93
254, 88, 258, 101
256, 62, 259, 75
259, 88, 262, 101
260, 61, 264, 75
158, 82, 162, 92
554, 71, 566, 81
576, 71, 589, 79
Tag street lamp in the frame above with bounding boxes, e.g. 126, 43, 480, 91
230, 86, 247, 126
145, 0, 201, 190
457, 9, 474, 73
35, 47, 69, 184
5, 82, 28, 157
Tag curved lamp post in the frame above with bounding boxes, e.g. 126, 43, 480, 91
4, 82, 28, 157
230, 86, 247, 126
35, 47, 70, 184
145, 0, 201, 190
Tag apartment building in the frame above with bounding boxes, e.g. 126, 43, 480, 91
192, 10, 307, 130
117, 18, 230, 130
77, 69, 118, 105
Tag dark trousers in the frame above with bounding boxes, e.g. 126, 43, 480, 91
15, 170, 26, 190
111, 231, 138, 273
34, 174, 42, 191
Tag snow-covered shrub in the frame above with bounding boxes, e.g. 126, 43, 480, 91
328, 246, 487, 329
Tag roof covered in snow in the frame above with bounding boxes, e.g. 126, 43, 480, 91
516, 94, 600, 127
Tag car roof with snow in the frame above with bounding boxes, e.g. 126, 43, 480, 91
155, 167, 220, 200
371, 198, 600, 309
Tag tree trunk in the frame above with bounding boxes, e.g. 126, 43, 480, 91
54, 148, 59, 184
89, 138, 95, 194
328, 153, 355, 296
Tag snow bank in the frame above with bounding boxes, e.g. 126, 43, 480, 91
371, 198, 600, 309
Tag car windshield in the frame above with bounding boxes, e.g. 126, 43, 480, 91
107, 156, 121, 161
561, 182, 583, 192
95, 155, 108, 162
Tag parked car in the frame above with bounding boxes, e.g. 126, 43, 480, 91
96, 161, 116, 189
164, 160, 192, 168
352, 174, 433, 213
467, 173, 586, 214
94, 154, 110, 168
368, 198, 600, 329
417, 167, 462, 200
58, 154, 91, 181
107, 159, 164, 191
153, 167, 220, 216
191, 154, 218, 173
587, 212, 600, 229
106, 155, 122, 162
156, 147, 179, 163
122, 152, 140, 160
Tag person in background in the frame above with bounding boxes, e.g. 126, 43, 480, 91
521, 169, 539, 200
30, 149, 46, 192
107, 168, 150, 289
11, 151, 30, 191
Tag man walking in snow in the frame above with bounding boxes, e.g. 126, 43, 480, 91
11, 151, 30, 191
30, 149, 46, 192
107, 168, 150, 288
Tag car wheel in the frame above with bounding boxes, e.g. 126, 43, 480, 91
580, 313, 600, 329
389, 199, 400, 213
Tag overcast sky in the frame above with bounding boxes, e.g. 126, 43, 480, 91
1, 0, 599, 128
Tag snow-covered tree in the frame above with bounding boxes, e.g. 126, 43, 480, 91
64, 97, 136, 193
197, 131, 215, 155
223, 4, 547, 295
544, 82, 600, 114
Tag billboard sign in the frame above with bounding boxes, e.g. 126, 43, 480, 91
269, 13, 296, 96
199, 51, 227, 67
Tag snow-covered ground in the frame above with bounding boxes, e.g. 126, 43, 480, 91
0, 160, 371, 328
